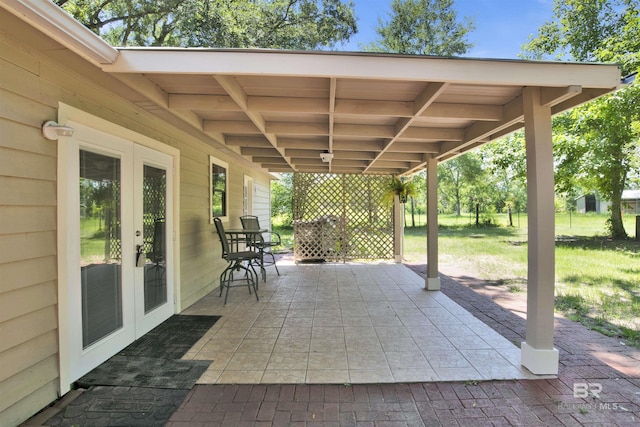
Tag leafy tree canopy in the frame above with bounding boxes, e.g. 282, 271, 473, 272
523, 0, 640, 238
366, 0, 474, 55
55, 0, 357, 49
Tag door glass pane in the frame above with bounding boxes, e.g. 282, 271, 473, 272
79, 150, 123, 348
143, 165, 167, 313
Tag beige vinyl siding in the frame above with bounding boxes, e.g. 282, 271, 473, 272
252, 182, 272, 230
0, 13, 271, 425
0, 27, 60, 423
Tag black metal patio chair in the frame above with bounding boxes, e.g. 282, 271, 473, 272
214, 217, 259, 305
240, 215, 281, 278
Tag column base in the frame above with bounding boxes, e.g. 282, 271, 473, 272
521, 342, 559, 375
394, 255, 403, 263
426, 277, 440, 291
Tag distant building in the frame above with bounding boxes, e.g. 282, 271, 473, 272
576, 193, 609, 213
622, 190, 640, 214
575, 190, 640, 214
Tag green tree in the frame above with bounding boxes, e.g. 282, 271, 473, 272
271, 173, 294, 226
523, 0, 640, 238
479, 132, 528, 220
366, 0, 474, 55
407, 171, 426, 227
438, 153, 484, 216
55, 0, 357, 49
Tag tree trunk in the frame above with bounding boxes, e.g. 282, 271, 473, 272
609, 184, 627, 239
608, 149, 628, 239
475, 203, 480, 226
410, 197, 415, 227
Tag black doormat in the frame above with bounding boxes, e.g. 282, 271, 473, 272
45, 315, 220, 426
119, 314, 221, 359
45, 386, 189, 427
76, 314, 220, 389
76, 356, 212, 389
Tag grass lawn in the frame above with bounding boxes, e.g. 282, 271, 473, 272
403, 213, 640, 348
275, 212, 640, 347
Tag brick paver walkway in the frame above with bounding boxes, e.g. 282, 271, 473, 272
167, 263, 640, 426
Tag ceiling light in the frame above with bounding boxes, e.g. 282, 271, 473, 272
42, 121, 75, 140
320, 152, 333, 163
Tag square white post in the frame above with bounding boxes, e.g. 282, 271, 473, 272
521, 87, 559, 375
426, 158, 440, 290
393, 195, 403, 263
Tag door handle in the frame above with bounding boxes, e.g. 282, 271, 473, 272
136, 244, 145, 267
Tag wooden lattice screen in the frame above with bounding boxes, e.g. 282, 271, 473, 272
293, 173, 394, 262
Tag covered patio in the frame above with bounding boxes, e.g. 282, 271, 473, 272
97, 46, 623, 375
182, 261, 545, 384
0, 3, 632, 424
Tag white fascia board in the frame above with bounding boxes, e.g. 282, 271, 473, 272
1, 0, 118, 65
105, 49, 622, 90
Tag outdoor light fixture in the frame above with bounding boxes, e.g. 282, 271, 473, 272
320, 151, 333, 162
42, 120, 75, 140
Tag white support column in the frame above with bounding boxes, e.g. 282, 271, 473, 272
426, 157, 440, 290
393, 195, 403, 263
521, 87, 559, 375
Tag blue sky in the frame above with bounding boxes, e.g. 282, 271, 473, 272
340, 0, 555, 59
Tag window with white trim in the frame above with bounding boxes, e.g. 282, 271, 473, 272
210, 156, 228, 222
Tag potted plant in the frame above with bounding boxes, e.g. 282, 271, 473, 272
382, 176, 418, 205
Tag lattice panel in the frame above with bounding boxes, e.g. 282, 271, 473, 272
293, 173, 393, 262
142, 166, 167, 254
107, 181, 122, 261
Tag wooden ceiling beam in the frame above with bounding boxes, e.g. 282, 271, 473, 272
390, 141, 440, 153
333, 140, 385, 151
333, 150, 376, 160
248, 96, 328, 113
488, 122, 524, 141
168, 94, 241, 111
372, 160, 412, 169
400, 127, 464, 141
333, 124, 395, 138
215, 75, 295, 170
331, 159, 369, 167
204, 120, 261, 133
365, 81, 448, 173
328, 77, 336, 168
423, 102, 502, 121
295, 166, 330, 173
240, 147, 282, 156
252, 156, 289, 164
334, 99, 414, 116
551, 88, 612, 115
262, 165, 294, 172
330, 166, 366, 173
438, 94, 524, 160
364, 166, 404, 174
267, 122, 328, 135
291, 157, 325, 165
225, 136, 272, 147
277, 139, 328, 149
541, 85, 582, 107
379, 152, 424, 162
284, 149, 324, 158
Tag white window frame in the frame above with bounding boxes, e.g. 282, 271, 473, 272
210, 155, 229, 222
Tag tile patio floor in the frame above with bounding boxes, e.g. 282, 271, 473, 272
181, 261, 545, 385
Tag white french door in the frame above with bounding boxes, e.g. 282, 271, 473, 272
62, 124, 174, 383
133, 144, 174, 336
